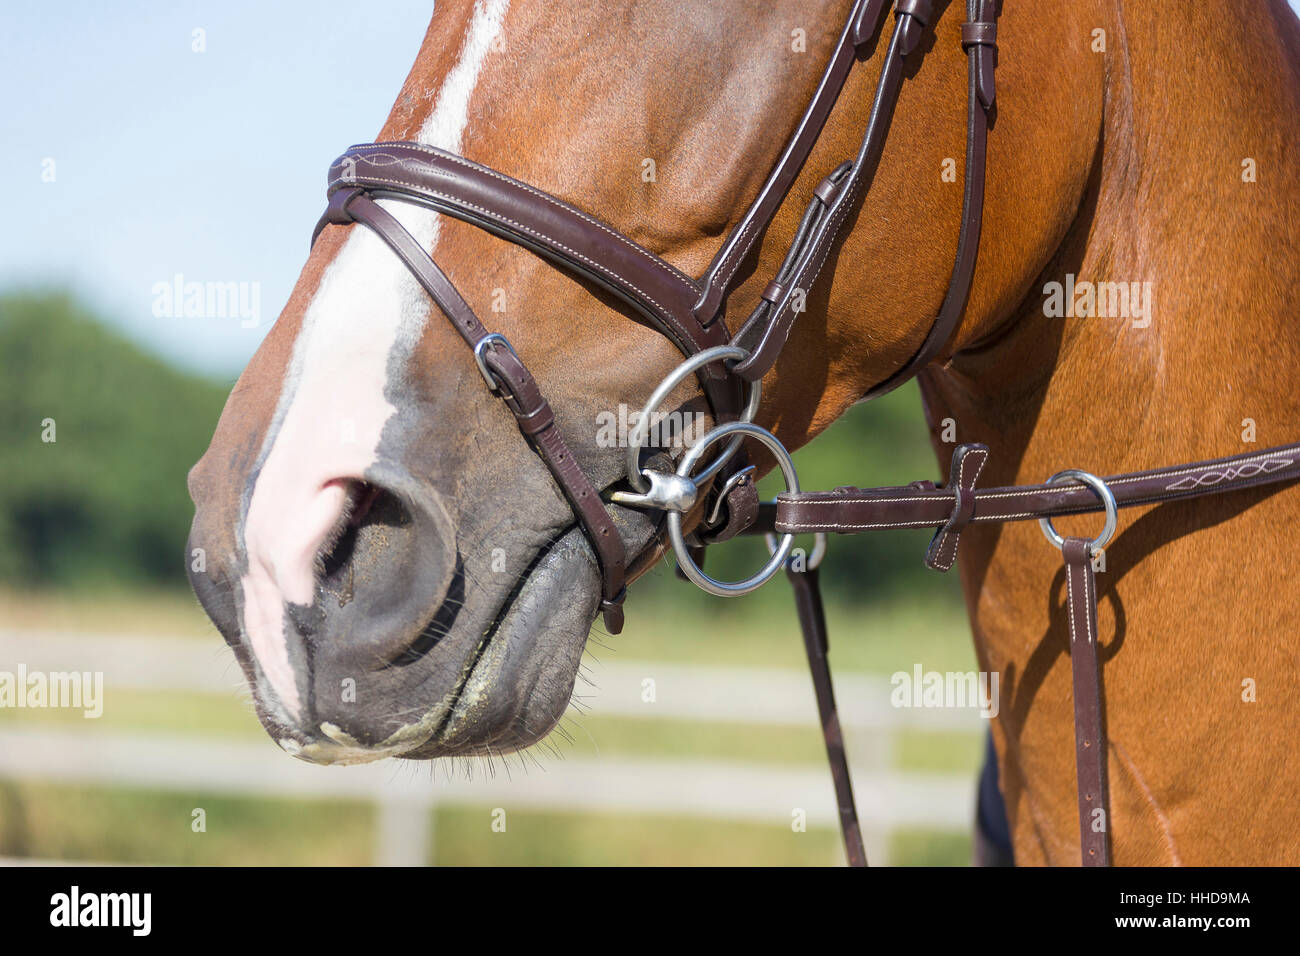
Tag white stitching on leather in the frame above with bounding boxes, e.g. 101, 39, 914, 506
930, 447, 987, 569
778, 518, 940, 530
343, 146, 701, 299
333, 171, 705, 352
1067, 561, 1079, 645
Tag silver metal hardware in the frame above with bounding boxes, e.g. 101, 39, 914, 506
624, 345, 762, 492
668, 421, 799, 596
1038, 469, 1118, 553
473, 333, 519, 394
610, 469, 699, 512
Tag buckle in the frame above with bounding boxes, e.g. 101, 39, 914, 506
473, 333, 520, 395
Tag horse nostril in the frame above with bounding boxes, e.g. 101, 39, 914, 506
319, 483, 413, 591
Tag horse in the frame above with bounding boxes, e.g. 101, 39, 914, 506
186, 0, 1300, 864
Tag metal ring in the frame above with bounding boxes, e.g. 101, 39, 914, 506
668, 421, 798, 596
474, 333, 519, 394
765, 531, 827, 570
1038, 469, 1118, 553
625, 345, 761, 492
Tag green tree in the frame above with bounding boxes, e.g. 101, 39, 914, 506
0, 291, 226, 588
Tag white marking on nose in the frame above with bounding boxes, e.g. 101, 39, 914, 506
237, 0, 511, 719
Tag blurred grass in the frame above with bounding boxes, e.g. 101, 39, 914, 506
0, 587, 982, 866
433, 806, 845, 866
0, 783, 374, 866
0, 783, 853, 866
0, 781, 967, 866
0, 587, 218, 637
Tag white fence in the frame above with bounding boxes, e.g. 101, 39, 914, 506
0, 630, 985, 865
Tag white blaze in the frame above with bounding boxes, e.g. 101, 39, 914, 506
238, 0, 511, 720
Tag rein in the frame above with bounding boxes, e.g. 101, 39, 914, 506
309, 0, 1300, 865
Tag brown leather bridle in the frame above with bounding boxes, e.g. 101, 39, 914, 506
310, 0, 1300, 866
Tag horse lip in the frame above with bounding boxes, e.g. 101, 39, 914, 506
419, 525, 594, 749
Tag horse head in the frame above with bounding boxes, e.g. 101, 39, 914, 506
185, 0, 1111, 780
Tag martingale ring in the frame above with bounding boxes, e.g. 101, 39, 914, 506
668, 421, 799, 596
625, 345, 762, 492
1038, 469, 1118, 553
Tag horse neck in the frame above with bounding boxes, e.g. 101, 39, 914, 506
929, 0, 1300, 485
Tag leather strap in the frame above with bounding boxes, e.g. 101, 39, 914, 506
728, 6, 919, 382
1063, 536, 1110, 866
786, 565, 868, 867
861, 0, 998, 400
777, 441, 1300, 545
693, 0, 893, 324
773, 438, 1300, 866
317, 142, 744, 425
696, 466, 760, 545
313, 187, 628, 632
725, 0, 999, 387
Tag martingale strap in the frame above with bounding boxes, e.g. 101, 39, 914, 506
776, 440, 1300, 560
765, 438, 1300, 865
1063, 536, 1110, 866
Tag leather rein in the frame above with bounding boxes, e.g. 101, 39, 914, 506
309, 0, 1300, 866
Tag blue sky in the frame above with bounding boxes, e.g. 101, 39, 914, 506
4, 1, 1299, 379
1, 1, 432, 379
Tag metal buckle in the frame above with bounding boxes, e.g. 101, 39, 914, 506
667, 421, 799, 596
473, 333, 519, 395
1038, 469, 1118, 554
624, 345, 761, 493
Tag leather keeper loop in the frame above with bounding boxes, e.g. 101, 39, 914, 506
814, 175, 842, 206
961, 21, 997, 47
311, 187, 363, 246
512, 401, 555, 437
923, 443, 989, 572
324, 187, 361, 225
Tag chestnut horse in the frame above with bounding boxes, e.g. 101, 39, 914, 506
187, 0, 1300, 864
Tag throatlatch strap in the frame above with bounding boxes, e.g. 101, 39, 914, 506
786, 565, 868, 867
1062, 536, 1110, 867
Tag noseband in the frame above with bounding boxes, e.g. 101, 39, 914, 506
311, 0, 1300, 866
